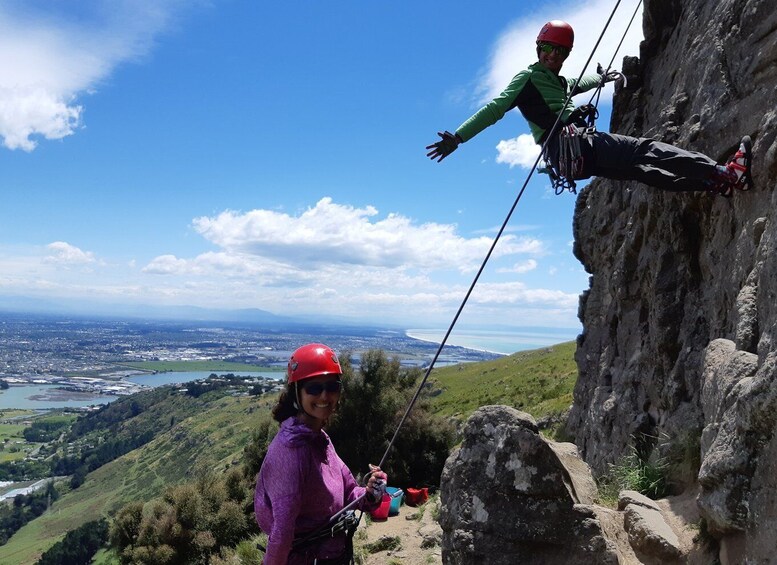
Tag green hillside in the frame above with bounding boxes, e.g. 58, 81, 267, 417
0, 342, 578, 564
429, 341, 578, 424
0, 392, 275, 565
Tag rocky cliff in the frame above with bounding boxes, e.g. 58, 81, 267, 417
567, 0, 777, 559
441, 0, 777, 562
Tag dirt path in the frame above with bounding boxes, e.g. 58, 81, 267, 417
357, 496, 443, 564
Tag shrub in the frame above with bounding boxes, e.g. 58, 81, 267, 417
110, 471, 258, 564
327, 350, 455, 488
35, 518, 109, 565
597, 445, 670, 505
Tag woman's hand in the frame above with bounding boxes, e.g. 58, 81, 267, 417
366, 464, 387, 501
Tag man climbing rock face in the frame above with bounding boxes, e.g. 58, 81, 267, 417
427, 20, 752, 197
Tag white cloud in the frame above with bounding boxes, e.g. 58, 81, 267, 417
496, 134, 542, 169
470, 280, 579, 308
191, 197, 544, 273
498, 259, 538, 274
118, 198, 583, 326
142, 254, 190, 275
0, 1, 186, 151
45, 241, 96, 264
0, 208, 583, 329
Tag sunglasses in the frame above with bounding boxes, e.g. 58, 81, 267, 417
538, 43, 570, 57
301, 380, 342, 396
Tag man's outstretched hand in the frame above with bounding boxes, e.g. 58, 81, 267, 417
426, 131, 462, 162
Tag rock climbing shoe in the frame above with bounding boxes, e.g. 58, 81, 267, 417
725, 135, 752, 191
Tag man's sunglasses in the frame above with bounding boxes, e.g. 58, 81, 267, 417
538, 43, 570, 57
301, 380, 342, 396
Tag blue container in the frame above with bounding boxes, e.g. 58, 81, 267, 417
386, 487, 404, 516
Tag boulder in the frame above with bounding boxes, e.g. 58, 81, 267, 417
623, 504, 682, 562
618, 490, 661, 512
439, 406, 619, 564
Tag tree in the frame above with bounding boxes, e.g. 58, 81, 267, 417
242, 416, 276, 480
327, 349, 455, 487
35, 518, 109, 565
110, 471, 258, 565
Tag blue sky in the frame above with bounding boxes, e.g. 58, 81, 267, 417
0, 0, 643, 331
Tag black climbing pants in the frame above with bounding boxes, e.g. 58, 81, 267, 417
557, 131, 720, 192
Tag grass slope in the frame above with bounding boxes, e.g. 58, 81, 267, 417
0, 393, 275, 565
429, 341, 577, 423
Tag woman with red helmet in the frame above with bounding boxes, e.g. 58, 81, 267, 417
254, 343, 387, 564
427, 20, 752, 197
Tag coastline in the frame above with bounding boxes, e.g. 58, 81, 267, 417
405, 331, 505, 355
405, 328, 576, 355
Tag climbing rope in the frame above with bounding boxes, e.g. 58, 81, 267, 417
328, 0, 641, 524
586, 0, 644, 111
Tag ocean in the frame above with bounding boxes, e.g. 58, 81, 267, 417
405, 328, 578, 355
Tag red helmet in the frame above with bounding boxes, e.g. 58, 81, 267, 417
536, 20, 574, 49
287, 343, 342, 383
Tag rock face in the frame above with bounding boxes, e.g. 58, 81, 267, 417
439, 406, 619, 564
567, 0, 777, 560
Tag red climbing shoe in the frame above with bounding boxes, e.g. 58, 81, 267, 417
725, 135, 752, 191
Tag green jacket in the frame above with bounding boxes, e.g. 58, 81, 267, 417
455, 62, 601, 144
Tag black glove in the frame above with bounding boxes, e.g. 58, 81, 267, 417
426, 131, 462, 162
598, 66, 626, 87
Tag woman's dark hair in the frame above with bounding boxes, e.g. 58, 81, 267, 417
271, 382, 299, 423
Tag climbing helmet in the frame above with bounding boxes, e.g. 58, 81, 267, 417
287, 343, 342, 383
536, 20, 574, 50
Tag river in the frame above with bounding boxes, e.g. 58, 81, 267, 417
0, 371, 283, 410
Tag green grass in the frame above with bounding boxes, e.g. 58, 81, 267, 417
0, 394, 276, 565
116, 360, 280, 372
0, 409, 37, 420
429, 341, 577, 424
35, 413, 79, 426
91, 548, 120, 564
0, 422, 35, 463
597, 447, 670, 506
0, 412, 80, 462
0, 422, 27, 443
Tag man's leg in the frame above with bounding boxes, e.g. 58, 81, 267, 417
589, 132, 718, 192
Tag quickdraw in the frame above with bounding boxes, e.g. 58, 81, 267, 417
559, 124, 596, 183
292, 510, 360, 552
541, 123, 596, 195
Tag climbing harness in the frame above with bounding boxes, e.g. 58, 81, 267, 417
544, 104, 599, 194
327, 0, 643, 529
257, 510, 360, 564
291, 510, 360, 551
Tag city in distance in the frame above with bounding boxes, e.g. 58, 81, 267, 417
0, 306, 578, 409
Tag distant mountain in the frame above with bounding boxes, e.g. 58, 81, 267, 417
0, 294, 398, 331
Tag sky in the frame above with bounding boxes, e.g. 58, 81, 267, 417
0, 0, 644, 334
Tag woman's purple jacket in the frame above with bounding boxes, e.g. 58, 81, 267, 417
254, 417, 379, 564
